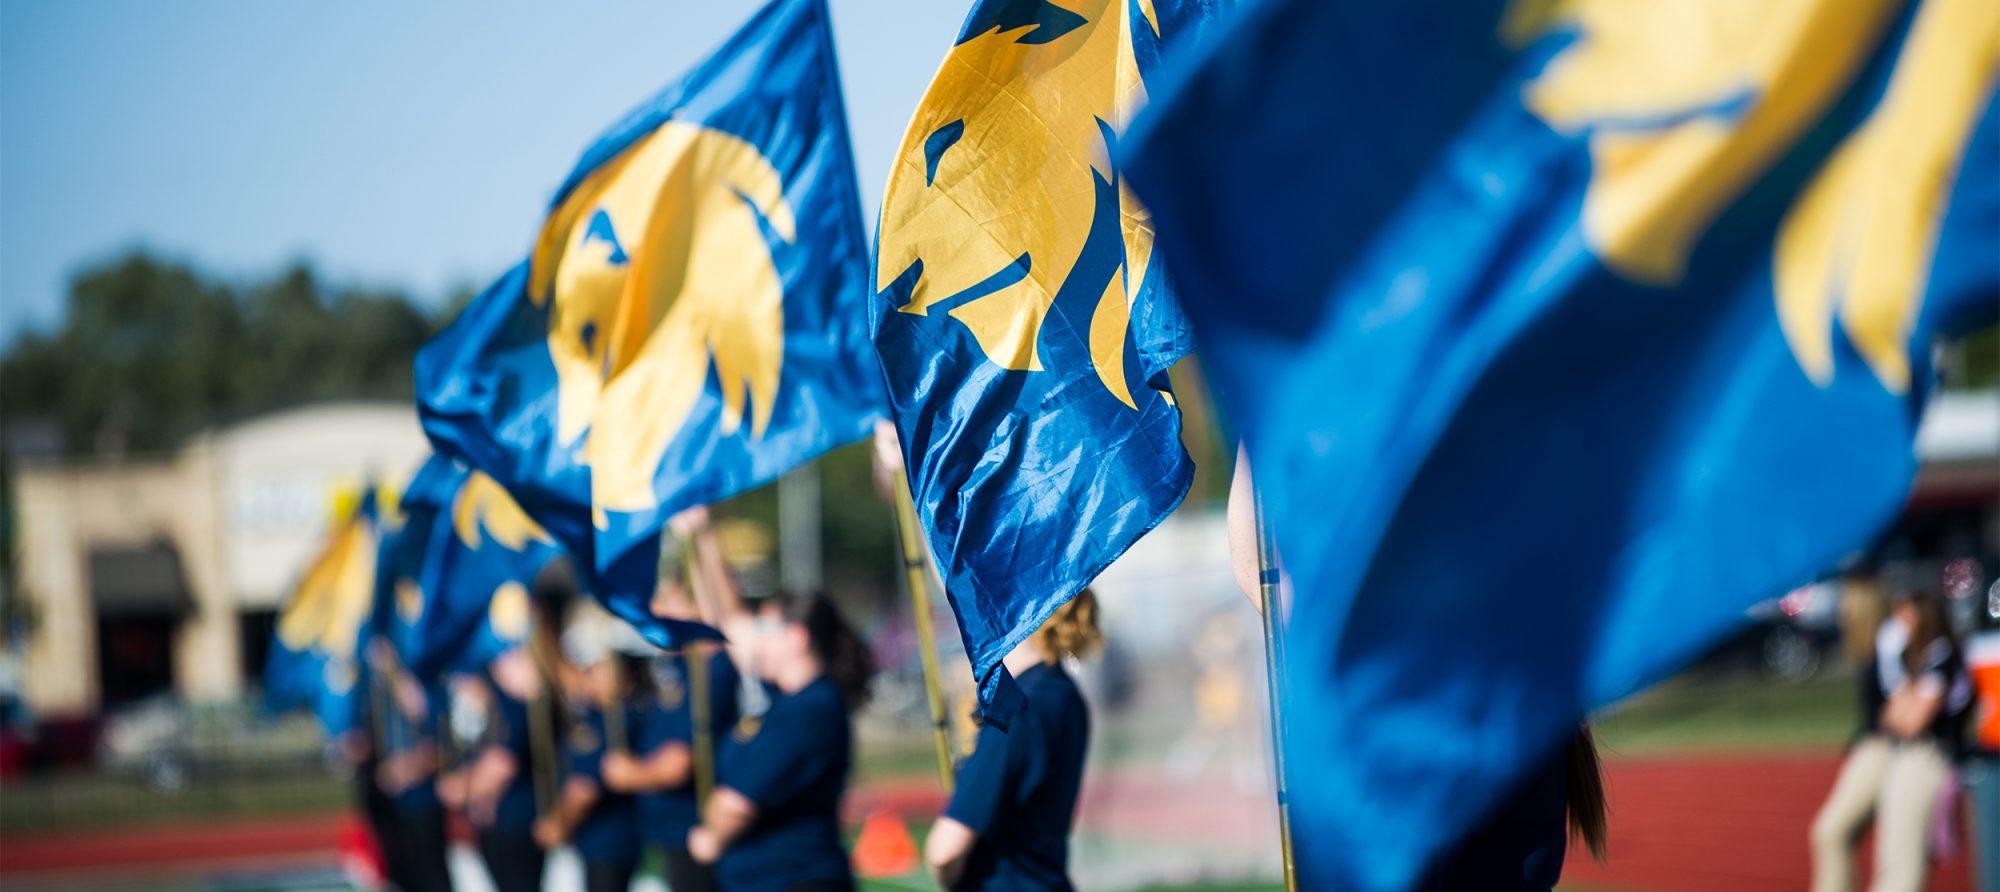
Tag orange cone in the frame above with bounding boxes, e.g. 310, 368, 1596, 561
851, 808, 920, 878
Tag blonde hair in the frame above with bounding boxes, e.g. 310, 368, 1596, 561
1034, 588, 1105, 663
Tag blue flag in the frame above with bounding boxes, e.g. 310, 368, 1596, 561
873, 0, 1229, 711
265, 488, 386, 736
1124, 0, 1999, 887
385, 455, 561, 678
417, 0, 881, 648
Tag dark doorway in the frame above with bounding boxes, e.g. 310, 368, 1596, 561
240, 609, 277, 689
95, 617, 176, 706
88, 541, 193, 708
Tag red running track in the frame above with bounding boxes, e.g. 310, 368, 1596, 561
1561, 752, 1972, 891
0, 811, 348, 881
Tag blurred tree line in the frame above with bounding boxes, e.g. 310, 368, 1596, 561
1, 251, 454, 459
0, 250, 916, 605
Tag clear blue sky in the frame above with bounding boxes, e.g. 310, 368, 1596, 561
0, 0, 967, 340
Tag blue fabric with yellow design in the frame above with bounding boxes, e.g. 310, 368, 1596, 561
265, 489, 385, 736
417, 0, 880, 649
1123, 0, 1999, 887
872, 0, 1230, 712
386, 455, 562, 679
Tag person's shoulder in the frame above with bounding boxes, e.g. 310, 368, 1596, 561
1023, 664, 1086, 719
777, 676, 845, 720
1031, 662, 1083, 699
807, 675, 848, 710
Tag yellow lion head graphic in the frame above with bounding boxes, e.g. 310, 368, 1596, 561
529, 122, 797, 516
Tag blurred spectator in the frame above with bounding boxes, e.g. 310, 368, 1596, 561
1811, 589, 1973, 892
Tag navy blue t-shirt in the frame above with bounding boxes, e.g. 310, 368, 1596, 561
944, 662, 1090, 892
634, 650, 742, 847
716, 676, 854, 892
565, 707, 641, 865
490, 685, 541, 835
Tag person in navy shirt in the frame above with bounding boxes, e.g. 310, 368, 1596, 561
463, 648, 557, 892
926, 589, 1100, 891
537, 633, 648, 892
365, 639, 456, 892
676, 507, 874, 892
602, 561, 742, 892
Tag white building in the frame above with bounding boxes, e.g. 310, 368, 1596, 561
9, 403, 429, 717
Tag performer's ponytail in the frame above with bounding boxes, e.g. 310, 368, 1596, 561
775, 592, 876, 711
1566, 725, 1608, 861
1034, 588, 1105, 663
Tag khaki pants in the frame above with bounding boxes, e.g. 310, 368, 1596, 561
1811, 736, 1953, 892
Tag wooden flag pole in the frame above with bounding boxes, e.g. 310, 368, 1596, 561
891, 467, 956, 794
525, 616, 559, 819
677, 535, 717, 808
1254, 491, 1299, 892
366, 647, 393, 765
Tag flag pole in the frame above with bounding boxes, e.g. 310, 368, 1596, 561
677, 535, 717, 808
893, 474, 956, 794
1255, 491, 1299, 892
890, 467, 956, 794
366, 646, 393, 767
525, 615, 559, 819
875, 423, 955, 793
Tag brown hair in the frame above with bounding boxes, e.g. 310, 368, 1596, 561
768, 592, 876, 711
1566, 725, 1608, 861
1902, 593, 1956, 677
1034, 588, 1105, 663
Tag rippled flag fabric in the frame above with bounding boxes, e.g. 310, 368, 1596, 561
386, 455, 561, 678
1123, 0, 2000, 888
265, 490, 385, 736
873, 0, 1229, 711
417, 0, 880, 648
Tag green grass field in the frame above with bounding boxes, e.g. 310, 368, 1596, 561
1591, 673, 1854, 755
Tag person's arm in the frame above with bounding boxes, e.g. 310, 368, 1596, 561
437, 767, 468, 810
534, 775, 601, 849
925, 818, 979, 889
1226, 447, 1262, 612
464, 745, 517, 826
687, 515, 749, 626
1883, 677, 1947, 739
674, 508, 759, 672
686, 786, 759, 863
377, 740, 439, 796
927, 720, 1014, 888
602, 741, 694, 793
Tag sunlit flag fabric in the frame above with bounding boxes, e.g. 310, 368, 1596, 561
417, 0, 879, 648
1123, 0, 1999, 888
873, 0, 1229, 711
265, 489, 386, 736
385, 455, 560, 678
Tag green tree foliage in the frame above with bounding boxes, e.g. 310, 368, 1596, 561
1944, 324, 2000, 391
0, 251, 439, 458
